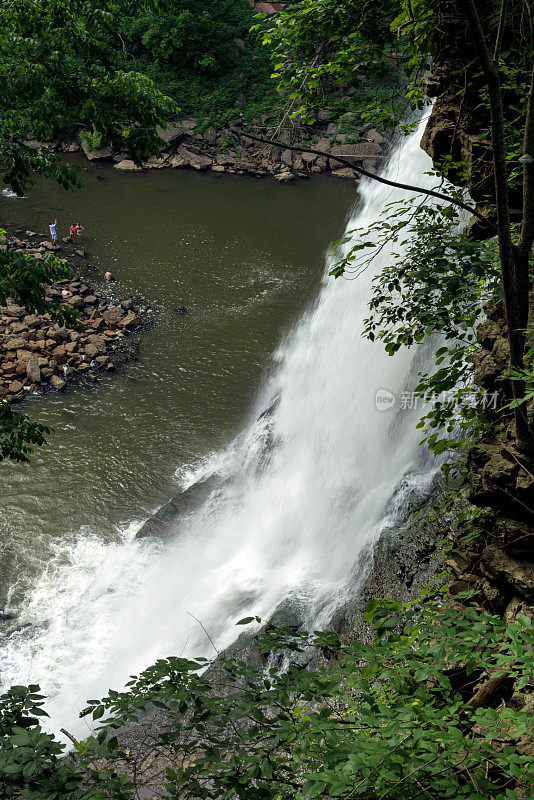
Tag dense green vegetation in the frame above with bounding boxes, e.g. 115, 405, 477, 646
114, 0, 282, 127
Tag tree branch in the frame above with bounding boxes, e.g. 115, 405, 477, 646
235, 130, 495, 230
517, 61, 534, 256
493, 0, 509, 59
463, 0, 532, 448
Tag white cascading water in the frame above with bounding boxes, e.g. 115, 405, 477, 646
0, 115, 442, 739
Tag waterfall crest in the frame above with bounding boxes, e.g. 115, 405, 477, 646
0, 115, 440, 737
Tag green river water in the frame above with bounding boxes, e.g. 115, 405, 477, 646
0, 163, 356, 609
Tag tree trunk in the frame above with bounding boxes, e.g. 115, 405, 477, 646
463, 0, 533, 455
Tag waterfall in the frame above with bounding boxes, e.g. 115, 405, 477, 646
0, 115, 441, 738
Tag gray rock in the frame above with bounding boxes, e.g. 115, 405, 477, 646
156, 123, 186, 146
49, 374, 66, 391
81, 141, 115, 161
176, 146, 212, 170
114, 160, 142, 171
481, 546, 534, 599
4, 336, 28, 350
330, 142, 382, 164
203, 127, 218, 146
281, 149, 293, 167
26, 357, 41, 383
274, 171, 294, 182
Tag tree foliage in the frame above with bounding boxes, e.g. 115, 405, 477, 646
1, 592, 532, 799
114, 0, 278, 126
0, 0, 178, 195
258, 0, 534, 455
0, 0, 177, 461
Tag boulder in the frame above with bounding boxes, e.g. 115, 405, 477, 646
118, 311, 141, 329
156, 123, 186, 146
169, 154, 187, 168
7, 380, 24, 394
26, 357, 41, 383
4, 304, 26, 319
476, 319, 501, 348
274, 171, 294, 182
23, 314, 41, 328
102, 306, 124, 326
216, 154, 237, 166
491, 336, 510, 367
473, 353, 501, 386
332, 168, 357, 179
67, 295, 85, 309
114, 160, 142, 171
176, 146, 212, 170
481, 546, 534, 600
364, 128, 385, 145
144, 157, 168, 169
81, 140, 115, 161
281, 149, 293, 167
4, 336, 28, 351
49, 374, 66, 391
52, 344, 67, 359
84, 343, 101, 358
203, 127, 218, 146
329, 142, 382, 168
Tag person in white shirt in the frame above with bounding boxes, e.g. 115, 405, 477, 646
49, 218, 58, 243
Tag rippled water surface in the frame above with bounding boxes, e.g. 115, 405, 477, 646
0, 165, 356, 609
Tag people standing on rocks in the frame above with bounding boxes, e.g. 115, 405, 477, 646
104, 270, 115, 281
49, 218, 58, 244
69, 224, 77, 241
75, 222, 84, 238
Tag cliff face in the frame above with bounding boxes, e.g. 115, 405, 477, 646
417, 7, 533, 759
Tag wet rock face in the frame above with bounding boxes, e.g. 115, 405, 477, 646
0, 229, 150, 402
446, 292, 534, 618
419, 9, 493, 208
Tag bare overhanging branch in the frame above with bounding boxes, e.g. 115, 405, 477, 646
233, 130, 496, 232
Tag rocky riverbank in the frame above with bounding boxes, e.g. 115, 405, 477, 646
31, 112, 389, 183
0, 229, 150, 403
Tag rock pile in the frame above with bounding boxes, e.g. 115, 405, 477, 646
32, 113, 389, 182
1, 230, 149, 403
